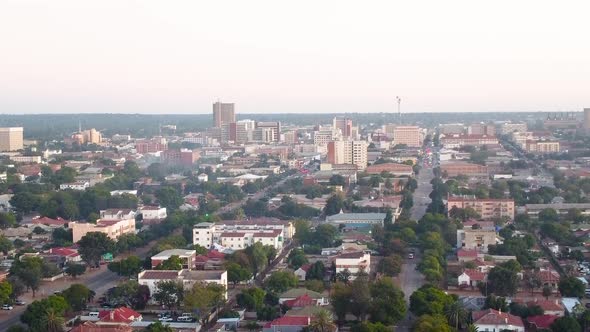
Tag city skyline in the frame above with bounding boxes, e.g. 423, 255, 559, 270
1, 0, 589, 114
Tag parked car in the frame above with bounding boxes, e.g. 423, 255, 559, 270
159, 316, 174, 322
408, 253, 414, 259
15, 300, 26, 306
2, 304, 13, 310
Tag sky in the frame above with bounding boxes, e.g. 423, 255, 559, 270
1, 0, 589, 114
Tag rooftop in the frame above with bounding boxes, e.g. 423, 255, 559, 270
326, 213, 386, 222
152, 249, 196, 259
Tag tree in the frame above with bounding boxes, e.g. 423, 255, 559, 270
412, 314, 452, 332
377, 254, 403, 276
0, 235, 14, 255
410, 284, 455, 317
78, 232, 116, 267
559, 276, 585, 298
21, 295, 68, 332
483, 295, 508, 312
444, 300, 467, 331
64, 262, 86, 278
538, 208, 559, 222
324, 194, 345, 216
11, 256, 43, 297
10, 192, 42, 214
305, 280, 325, 293
184, 282, 226, 325
0, 280, 12, 305
236, 287, 265, 311
486, 264, 519, 297
265, 271, 298, 293
350, 321, 390, 332
61, 284, 92, 311
0, 212, 17, 229
155, 187, 184, 211
350, 275, 371, 321
368, 278, 406, 325
288, 249, 308, 269
143, 321, 175, 332
331, 282, 352, 325
153, 280, 184, 310
306, 261, 326, 280
524, 270, 542, 296
551, 316, 582, 332
155, 255, 183, 270
542, 285, 553, 299
310, 309, 337, 332
226, 263, 252, 286
193, 244, 208, 255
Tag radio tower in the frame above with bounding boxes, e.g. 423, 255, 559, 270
396, 96, 402, 125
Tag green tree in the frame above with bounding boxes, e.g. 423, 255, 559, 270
351, 274, 371, 321
61, 284, 92, 312
559, 276, 585, 298
444, 300, 467, 331
331, 282, 352, 325
542, 285, 552, 299
324, 194, 345, 216
305, 280, 325, 293
10, 256, 43, 297
0, 235, 14, 255
265, 271, 298, 293
412, 314, 452, 332
538, 208, 559, 222
184, 282, 226, 325
143, 321, 175, 332
0, 280, 13, 305
551, 316, 582, 332
310, 309, 337, 332
78, 232, 116, 267
377, 254, 403, 276
0, 212, 17, 229
226, 263, 252, 286
153, 280, 184, 310
288, 249, 308, 269
155, 187, 184, 211
306, 261, 326, 280
21, 295, 68, 332
236, 287, 266, 311
410, 284, 455, 317
155, 255, 183, 270
64, 262, 86, 278
109, 255, 143, 277
10, 192, 42, 214
486, 264, 519, 297
368, 278, 406, 325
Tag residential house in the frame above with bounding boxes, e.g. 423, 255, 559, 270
538, 269, 560, 289
334, 251, 371, 279
472, 309, 525, 332
279, 289, 329, 306
526, 299, 565, 317
458, 269, 487, 287
526, 315, 559, 332
151, 249, 196, 270
99, 209, 137, 220
262, 316, 311, 332
96, 307, 142, 326
294, 264, 311, 281
138, 206, 167, 225
137, 269, 228, 300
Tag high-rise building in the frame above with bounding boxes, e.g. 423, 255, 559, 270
314, 128, 342, 146
499, 122, 527, 135
212, 101, 235, 128
333, 117, 353, 138
0, 127, 24, 152
468, 123, 495, 136
584, 108, 590, 130
255, 121, 281, 142
391, 126, 422, 147
327, 140, 368, 170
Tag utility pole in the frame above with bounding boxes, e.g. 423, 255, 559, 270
396, 96, 402, 125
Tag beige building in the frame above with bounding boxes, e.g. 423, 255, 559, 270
138, 269, 228, 301
333, 117, 353, 138
500, 122, 527, 135
447, 196, 515, 220
457, 228, 498, 252
313, 128, 341, 146
334, 251, 371, 279
69, 218, 136, 242
390, 125, 423, 147
525, 140, 560, 154
213, 101, 235, 128
0, 127, 24, 152
327, 140, 368, 170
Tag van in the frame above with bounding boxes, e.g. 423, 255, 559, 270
88, 312, 100, 317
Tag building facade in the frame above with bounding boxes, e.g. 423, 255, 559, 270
213, 101, 235, 128
0, 127, 24, 152
447, 196, 515, 220
69, 218, 136, 242
327, 140, 368, 170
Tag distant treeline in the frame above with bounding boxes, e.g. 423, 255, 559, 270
0, 111, 555, 140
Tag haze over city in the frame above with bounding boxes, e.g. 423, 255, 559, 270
1, 0, 590, 114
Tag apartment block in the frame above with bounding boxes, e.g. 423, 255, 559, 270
161, 149, 200, 166
447, 196, 515, 220
327, 140, 368, 170
213, 101, 235, 127
193, 219, 294, 250
69, 218, 136, 243
525, 140, 560, 154
135, 138, 167, 154
365, 163, 413, 176
0, 127, 24, 152
440, 162, 488, 177
457, 228, 498, 252
334, 251, 371, 279
499, 122, 527, 135
440, 134, 498, 148
138, 269, 227, 300
392, 126, 423, 147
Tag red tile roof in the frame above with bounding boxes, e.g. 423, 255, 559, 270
283, 294, 317, 308
538, 269, 560, 283
98, 307, 142, 324
457, 249, 478, 258
219, 232, 247, 238
472, 309, 524, 327
49, 247, 79, 258
263, 316, 311, 328
253, 230, 282, 237
527, 299, 564, 312
207, 250, 225, 260
299, 264, 312, 272
464, 269, 486, 281
32, 216, 68, 226
527, 315, 559, 329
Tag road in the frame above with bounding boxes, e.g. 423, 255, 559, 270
410, 164, 434, 221
0, 173, 297, 331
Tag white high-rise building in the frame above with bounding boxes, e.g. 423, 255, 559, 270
327, 140, 368, 170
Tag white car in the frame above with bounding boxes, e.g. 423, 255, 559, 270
2, 304, 13, 310
158, 316, 174, 322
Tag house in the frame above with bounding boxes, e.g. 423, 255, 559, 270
456, 227, 499, 253
48, 247, 81, 263
138, 206, 167, 225
262, 316, 311, 332
334, 251, 371, 280
526, 315, 559, 331
538, 269, 560, 289
97, 307, 142, 326
279, 289, 329, 306
30, 216, 69, 227
69, 218, 136, 243
472, 309, 525, 332
151, 249, 196, 270
197, 173, 209, 182
458, 269, 487, 287
526, 299, 565, 317
137, 269, 228, 300
294, 264, 311, 281
194, 250, 225, 270
561, 297, 581, 315
457, 248, 479, 262
283, 294, 319, 309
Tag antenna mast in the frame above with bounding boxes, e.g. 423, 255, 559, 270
396, 96, 402, 125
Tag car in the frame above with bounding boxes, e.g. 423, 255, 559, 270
408, 253, 414, 259
2, 304, 13, 310
159, 316, 174, 322
15, 300, 26, 306
177, 316, 194, 322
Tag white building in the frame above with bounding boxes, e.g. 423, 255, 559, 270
100, 209, 137, 220
138, 206, 167, 220
137, 269, 228, 300
197, 173, 209, 182
334, 251, 371, 280
59, 181, 90, 191
193, 220, 292, 250
472, 309, 524, 332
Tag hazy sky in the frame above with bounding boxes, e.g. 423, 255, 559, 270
1, 1, 589, 114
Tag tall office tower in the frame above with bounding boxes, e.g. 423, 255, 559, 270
327, 140, 368, 170
584, 108, 590, 130
392, 126, 423, 147
468, 123, 495, 136
0, 127, 24, 152
333, 117, 353, 138
212, 101, 236, 128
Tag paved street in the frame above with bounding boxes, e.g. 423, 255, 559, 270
410, 165, 434, 221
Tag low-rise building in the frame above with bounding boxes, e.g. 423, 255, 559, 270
525, 203, 590, 217
457, 228, 499, 252
325, 213, 387, 229
334, 251, 371, 279
365, 163, 413, 176
138, 206, 167, 222
69, 218, 136, 243
447, 196, 515, 220
440, 162, 488, 178
137, 269, 228, 300
192, 219, 294, 250
60, 181, 90, 191
100, 209, 137, 220
151, 249, 196, 270
472, 309, 524, 332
